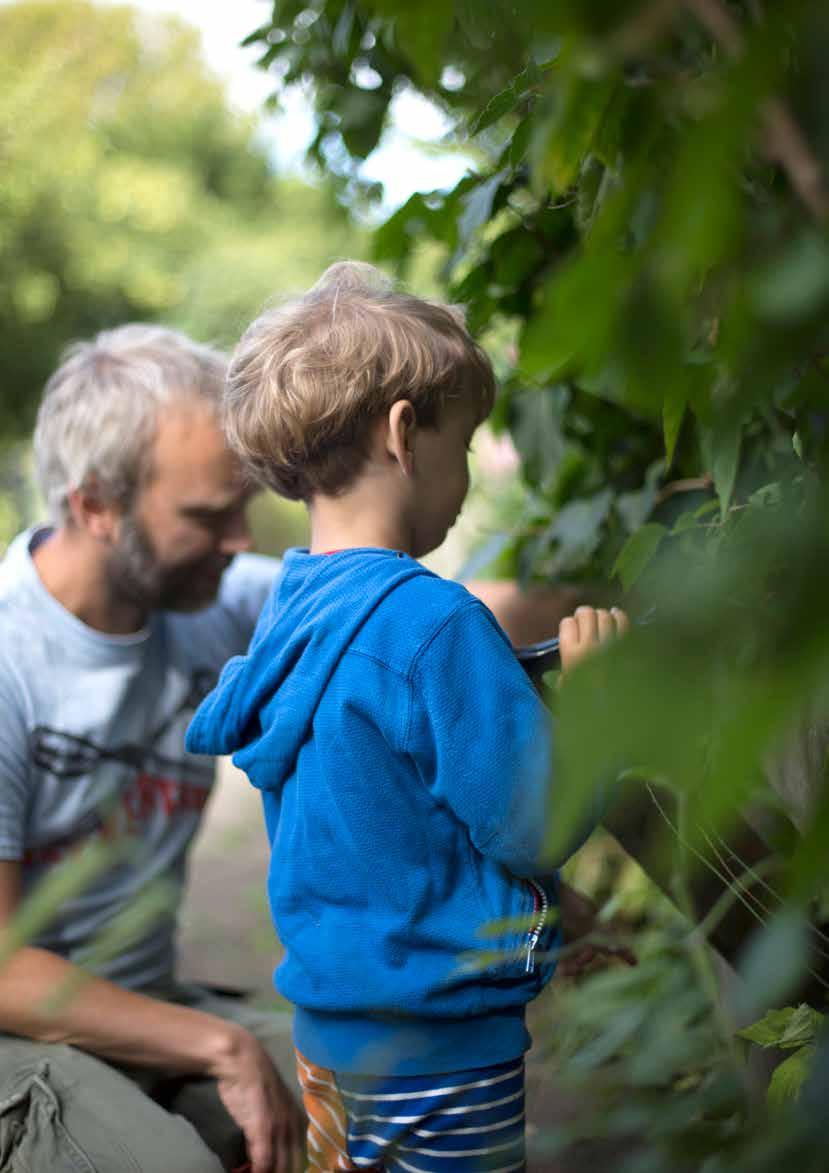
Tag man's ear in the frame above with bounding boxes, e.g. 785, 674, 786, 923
66, 482, 120, 544
386, 400, 417, 476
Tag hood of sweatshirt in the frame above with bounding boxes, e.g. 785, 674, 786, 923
185, 547, 432, 789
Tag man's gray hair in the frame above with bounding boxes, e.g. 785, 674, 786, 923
34, 324, 227, 524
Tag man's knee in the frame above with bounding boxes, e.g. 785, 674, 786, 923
0, 1039, 224, 1173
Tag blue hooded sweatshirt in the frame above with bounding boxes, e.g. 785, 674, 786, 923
186, 548, 564, 1076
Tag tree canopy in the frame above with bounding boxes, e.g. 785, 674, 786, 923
0, 0, 358, 442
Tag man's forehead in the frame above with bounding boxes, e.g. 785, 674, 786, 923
146, 400, 247, 493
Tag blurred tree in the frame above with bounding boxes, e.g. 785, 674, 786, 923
0, 0, 359, 445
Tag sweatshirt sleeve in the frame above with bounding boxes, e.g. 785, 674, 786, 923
405, 599, 562, 877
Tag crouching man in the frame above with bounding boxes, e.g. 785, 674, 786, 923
0, 325, 302, 1173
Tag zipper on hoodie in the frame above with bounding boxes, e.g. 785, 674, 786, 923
525, 879, 548, 974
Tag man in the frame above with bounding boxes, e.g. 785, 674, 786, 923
0, 325, 301, 1173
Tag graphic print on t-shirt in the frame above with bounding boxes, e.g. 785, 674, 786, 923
25, 666, 217, 864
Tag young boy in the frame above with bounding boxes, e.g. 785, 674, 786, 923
187, 262, 627, 1173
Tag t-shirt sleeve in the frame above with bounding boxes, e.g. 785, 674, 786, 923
0, 658, 31, 860
217, 553, 282, 640
406, 600, 562, 878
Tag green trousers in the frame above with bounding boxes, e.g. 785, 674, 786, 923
0, 985, 297, 1173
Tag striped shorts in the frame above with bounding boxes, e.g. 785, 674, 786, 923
296, 1049, 526, 1173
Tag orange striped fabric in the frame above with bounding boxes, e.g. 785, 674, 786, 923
296, 1048, 382, 1172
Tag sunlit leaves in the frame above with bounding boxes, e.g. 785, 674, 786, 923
737, 1003, 824, 1110
767, 1045, 817, 1110
469, 59, 544, 136
738, 1003, 824, 1050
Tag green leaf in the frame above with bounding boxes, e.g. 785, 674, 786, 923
656, 19, 785, 293
737, 1005, 811, 1049
239, 23, 271, 48
663, 386, 686, 469
456, 171, 507, 250
338, 88, 388, 158
712, 429, 741, 516
702, 419, 742, 517
780, 1005, 825, 1049
616, 461, 662, 534
736, 910, 811, 1021
671, 510, 698, 536
748, 482, 782, 509
372, 192, 432, 265
0, 841, 119, 967
532, 76, 619, 193
508, 113, 535, 171
470, 60, 539, 135
508, 387, 567, 485
380, 0, 455, 88
767, 1046, 816, 1110
332, 4, 356, 56
519, 250, 627, 382
693, 498, 720, 520
470, 84, 524, 135
575, 155, 604, 232
612, 523, 667, 591
751, 232, 829, 322
547, 490, 614, 570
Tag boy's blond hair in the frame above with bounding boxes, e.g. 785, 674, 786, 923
224, 261, 496, 500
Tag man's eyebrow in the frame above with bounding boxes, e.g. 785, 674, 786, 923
179, 489, 255, 517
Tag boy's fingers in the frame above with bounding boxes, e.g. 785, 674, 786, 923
574, 605, 598, 645
560, 606, 630, 672
611, 606, 629, 635
596, 608, 614, 643
558, 615, 577, 645
558, 615, 585, 672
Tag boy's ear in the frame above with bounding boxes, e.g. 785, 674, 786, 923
386, 400, 417, 476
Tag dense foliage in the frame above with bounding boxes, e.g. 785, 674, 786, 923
245, 2, 829, 1167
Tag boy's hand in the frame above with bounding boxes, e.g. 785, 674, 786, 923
557, 881, 636, 977
558, 606, 628, 673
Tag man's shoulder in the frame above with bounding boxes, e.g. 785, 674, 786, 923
219, 551, 282, 597
0, 528, 37, 598
0, 529, 48, 641
163, 551, 281, 661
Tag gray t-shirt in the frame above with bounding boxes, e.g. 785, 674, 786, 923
0, 528, 279, 990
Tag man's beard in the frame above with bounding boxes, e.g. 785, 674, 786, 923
105, 514, 230, 614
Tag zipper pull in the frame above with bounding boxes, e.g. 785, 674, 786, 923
525, 930, 540, 974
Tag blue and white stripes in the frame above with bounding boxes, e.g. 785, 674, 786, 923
297, 1049, 526, 1173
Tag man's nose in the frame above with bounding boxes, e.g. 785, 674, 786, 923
219, 509, 254, 555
